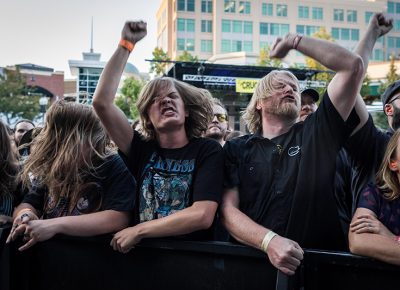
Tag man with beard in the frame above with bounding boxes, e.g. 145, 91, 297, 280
221, 31, 365, 279
299, 88, 319, 121
205, 98, 229, 146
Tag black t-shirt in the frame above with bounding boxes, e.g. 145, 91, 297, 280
22, 154, 136, 217
224, 92, 359, 250
120, 132, 224, 239
334, 115, 391, 236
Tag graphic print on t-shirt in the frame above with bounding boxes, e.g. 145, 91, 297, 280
139, 152, 194, 222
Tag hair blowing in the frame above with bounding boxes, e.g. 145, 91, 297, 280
0, 120, 18, 198
136, 77, 213, 140
377, 129, 400, 201
19, 101, 112, 213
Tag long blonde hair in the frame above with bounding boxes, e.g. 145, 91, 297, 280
0, 120, 17, 198
242, 70, 299, 133
377, 130, 400, 201
19, 101, 113, 212
136, 77, 213, 140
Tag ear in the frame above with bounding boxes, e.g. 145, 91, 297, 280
389, 160, 398, 171
384, 104, 393, 116
185, 110, 189, 118
256, 100, 262, 110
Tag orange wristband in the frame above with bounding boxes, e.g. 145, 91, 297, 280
119, 39, 135, 52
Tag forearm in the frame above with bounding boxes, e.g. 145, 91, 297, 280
51, 210, 130, 237
93, 46, 130, 108
349, 232, 400, 265
12, 203, 39, 219
134, 201, 218, 240
294, 34, 362, 73
221, 204, 268, 250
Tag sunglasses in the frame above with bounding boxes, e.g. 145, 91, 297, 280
214, 114, 227, 122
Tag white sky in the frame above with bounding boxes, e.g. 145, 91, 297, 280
0, 0, 163, 78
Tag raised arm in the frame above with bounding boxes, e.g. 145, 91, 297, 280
352, 13, 393, 133
349, 207, 400, 265
270, 33, 364, 121
221, 188, 303, 276
93, 21, 147, 155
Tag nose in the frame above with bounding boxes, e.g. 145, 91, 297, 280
283, 84, 293, 94
160, 96, 172, 104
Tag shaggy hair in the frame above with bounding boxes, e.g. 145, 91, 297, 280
377, 129, 400, 201
19, 101, 113, 213
242, 70, 299, 133
136, 77, 213, 140
0, 120, 18, 198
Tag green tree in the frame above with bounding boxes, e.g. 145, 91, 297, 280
176, 51, 199, 62
150, 47, 170, 76
0, 69, 40, 124
360, 74, 375, 104
115, 77, 145, 120
380, 54, 400, 94
257, 45, 283, 67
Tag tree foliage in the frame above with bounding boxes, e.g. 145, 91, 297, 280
115, 77, 145, 121
0, 69, 40, 124
150, 47, 170, 76
257, 45, 283, 68
177, 51, 199, 62
380, 54, 400, 94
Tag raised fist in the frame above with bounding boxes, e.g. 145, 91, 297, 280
121, 21, 147, 45
269, 34, 294, 59
369, 13, 393, 37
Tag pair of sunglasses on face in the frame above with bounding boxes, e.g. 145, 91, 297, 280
214, 114, 227, 122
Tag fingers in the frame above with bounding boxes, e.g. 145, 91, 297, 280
18, 237, 37, 252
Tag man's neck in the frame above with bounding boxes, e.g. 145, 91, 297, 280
261, 114, 296, 139
156, 128, 189, 149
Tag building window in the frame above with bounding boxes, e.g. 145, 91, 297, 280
244, 21, 253, 34
260, 41, 270, 49
243, 41, 253, 52
312, 7, 323, 20
239, 1, 251, 14
201, 20, 212, 33
347, 10, 357, 23
233, 20, 242, 33
201, 0, 212, 13
201, 39, 213, 52
341, 28, 350, 40
260, 22, 269, 35
395, 20, 400, 31
276, 4, 287, 17
388, 1, 395, 13
365, 11, 373, 24
222, 19, 231, 32
334, 9, 344, 21
177, 0, 195, 12
232, 40, 242, 52
177, 18, 195, 32
388, 36, 400, 48
262, 3, 273, 16
177, 38, 195, 51
373, 49, 384, 61
298, 6, 309, 19
270, 23, 289, 35
224, 0, 235, 13
221, 39, 231, 52
331, 27, 359, 41
296, 25, 320, 36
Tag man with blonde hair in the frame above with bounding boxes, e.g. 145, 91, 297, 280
221, 31, 364, 279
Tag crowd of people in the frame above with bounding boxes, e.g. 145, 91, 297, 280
1, 12, 400, 277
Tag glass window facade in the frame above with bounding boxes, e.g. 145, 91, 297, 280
201, 20, 212, 33
239, 1, 251, 14
298, 6, 309, 19
224, 0, 236, 13
347, 10, 357, 23
201, 0, 212, 13
334, 9, 344, 21
262, 3, 273, 16
276, 4, 287, 17
312, 7, 323, 20
201, 39, 213, 52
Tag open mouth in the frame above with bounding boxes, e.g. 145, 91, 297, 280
283, 95, 295, 101
161, 106, 176, 115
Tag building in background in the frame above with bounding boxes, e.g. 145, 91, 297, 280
156, 0, 400, 66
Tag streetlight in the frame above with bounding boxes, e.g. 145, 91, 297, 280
39, 96, 49, 124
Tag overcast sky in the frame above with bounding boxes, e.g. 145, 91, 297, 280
0, 0, 162, 78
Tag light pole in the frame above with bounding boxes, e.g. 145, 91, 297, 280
39, 96, 49, 124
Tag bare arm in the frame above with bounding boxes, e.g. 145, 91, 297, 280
18, 210, 130, 251
221, 188, 303, 275
93, 21, 147, 155
349, 208, 400, 265
270, 33, 364, 120
352, 13, 393, 133
111, 200, 217, 248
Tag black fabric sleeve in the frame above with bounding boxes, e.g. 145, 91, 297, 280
100, 155, 137, 212
304, 91, 360, 153
192, 139, 224, 204
356, 184, 380, 215
223, 138, 242, 190
345, 114, 389, 170
21, 182, 46, 214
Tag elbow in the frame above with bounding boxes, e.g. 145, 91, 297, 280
348, 234, 367, 257
92, 96, 108, 113
196, 206, 217, 230
350, 55, 365, 81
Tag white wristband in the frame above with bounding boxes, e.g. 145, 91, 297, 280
261, 231, 277, 253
